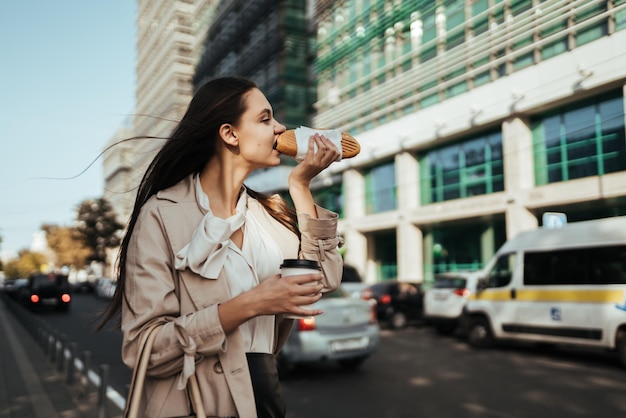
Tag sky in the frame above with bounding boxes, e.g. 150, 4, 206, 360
0, 1, 137, 258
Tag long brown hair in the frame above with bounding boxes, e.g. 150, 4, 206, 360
98, 76, 297, 330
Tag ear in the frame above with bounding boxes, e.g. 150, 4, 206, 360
218, 123, 238, 147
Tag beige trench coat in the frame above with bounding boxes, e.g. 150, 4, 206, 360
121, 175, 343, 417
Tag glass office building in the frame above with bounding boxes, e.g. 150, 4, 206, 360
116, 0, 626, 285
311, 0, 626, 283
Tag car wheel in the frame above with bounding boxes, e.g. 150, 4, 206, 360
467, 317, 494, 348
390, 312, 408, 329
338, 356, 367, 371
617, 329, 626, 368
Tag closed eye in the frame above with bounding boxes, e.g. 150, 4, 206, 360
258, 108, 273, 123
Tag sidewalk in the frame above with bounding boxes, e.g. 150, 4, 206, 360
0, 298, 121, 418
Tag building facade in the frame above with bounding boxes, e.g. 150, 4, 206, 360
102, 0, 220, 275
194, 0, 313, 127
105, 0, 626, 285
103, 0, 220, 226
308, 0, 626, 284
190, 0, 317, 192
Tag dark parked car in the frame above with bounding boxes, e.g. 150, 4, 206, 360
20, 273, 72, 311
360, 280, 424, 329
71, 279, 96, 294
3, 278, 29, 300
341, 264, 369, 298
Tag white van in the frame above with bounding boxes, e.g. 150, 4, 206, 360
462, 216, 626, 367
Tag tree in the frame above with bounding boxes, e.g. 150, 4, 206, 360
42, 224, 91, 269
75, 198, 124, 264
3, 250, 46, 278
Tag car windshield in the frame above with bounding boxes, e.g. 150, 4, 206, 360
433, 276, 467, 289
342, 265, 362, 283
32, 276, 52, 286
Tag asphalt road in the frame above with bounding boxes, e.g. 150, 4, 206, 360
32, 293, 626, 418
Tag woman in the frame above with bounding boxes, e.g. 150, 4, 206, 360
99, 76, 343, 417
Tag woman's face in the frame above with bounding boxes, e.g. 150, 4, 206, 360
234, 88, 286, 168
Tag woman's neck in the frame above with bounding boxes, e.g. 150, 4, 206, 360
199, 158, 249, 218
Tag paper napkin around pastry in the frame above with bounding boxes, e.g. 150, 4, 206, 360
294, 126, 343, 162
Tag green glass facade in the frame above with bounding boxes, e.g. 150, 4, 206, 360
313, 182, 344, 218
194, 0, 311, 128
364, 160, 397, 214
423, 220, 507, 284
314, 0, 626, 133
420, 131, 504, 204
532, 91, 626, 185
372, 229, 398, 280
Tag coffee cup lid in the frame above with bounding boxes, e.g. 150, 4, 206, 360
280, 259, 320, 269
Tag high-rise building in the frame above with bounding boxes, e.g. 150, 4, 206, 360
102, 0, 219, 275
103, 0, 220, 226
311, 0, 626, 284
191, 0, 315, 193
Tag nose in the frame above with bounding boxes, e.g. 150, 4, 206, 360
275, 122, 286, 134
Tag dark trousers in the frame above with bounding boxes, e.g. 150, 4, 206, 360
246, 353, 286, 418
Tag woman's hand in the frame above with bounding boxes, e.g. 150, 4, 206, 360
288, 134, 340, 218
288, 134, 340, 188
250, 273, 325, 317
218, 273, 324, 333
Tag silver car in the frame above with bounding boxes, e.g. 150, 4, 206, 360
94, 277, 117, 300
277, 286, 380, 376
423, 270, 482, 335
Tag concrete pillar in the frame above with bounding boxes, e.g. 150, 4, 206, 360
397, 221, 424, 282
395, 151, 423, 281
343, 168, 365, 218
502, 116, 534, 194
341, 167, 368, 280
395, 151, 419, 210
506, 204, 538, 240
423, 230, 434, 284
343, 228, 368, 282
480, 225, 495, 266
366, 233, 378, 283
502, 115, 538, 239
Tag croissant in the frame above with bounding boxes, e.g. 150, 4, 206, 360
275, 129, 360, 159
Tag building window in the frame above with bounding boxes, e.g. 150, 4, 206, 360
486, 253, 516, 288
471, 0, 489, 36
574, 2, 608, 47
427, 221, 505, 278
372, 229, 397, 280
313, 1, 623, 134
617, 2, 626, 32
364, 160, 397, 214
524, 246, 626, 285
532, 91, 626, 185
444, 0, 466, 50
313, 181, 344, 218
420, 7, 437, 62
420, 131, 504, 204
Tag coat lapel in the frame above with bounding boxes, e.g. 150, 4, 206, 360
157, 176, 231, 311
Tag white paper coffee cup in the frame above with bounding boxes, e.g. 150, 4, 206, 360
280, 259, 321, 318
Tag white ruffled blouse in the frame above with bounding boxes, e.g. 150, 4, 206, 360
174, 175, 283, 354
